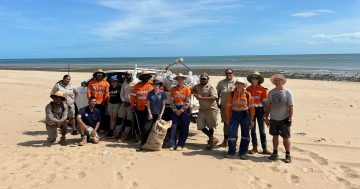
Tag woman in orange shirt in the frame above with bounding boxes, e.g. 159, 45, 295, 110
225, 78, 255, 159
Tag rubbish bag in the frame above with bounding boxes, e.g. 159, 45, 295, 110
141, 119, 172, 151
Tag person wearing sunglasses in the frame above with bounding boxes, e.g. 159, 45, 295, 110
216, 68, 236, 148
246, 71, 271, 155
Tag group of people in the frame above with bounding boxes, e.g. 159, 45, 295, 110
45, 68, 294, 163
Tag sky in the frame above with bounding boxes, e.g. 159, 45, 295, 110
0, 0, 360, 58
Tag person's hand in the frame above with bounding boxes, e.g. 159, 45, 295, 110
158, 113, 163, 120
148, 114, 153, 120
264, 117, 270, 127
91, 130, 97, 137
175, 110, 182, 116
250, 120, 255, 129
124, 102, 130, 107
285, 117, 292, 127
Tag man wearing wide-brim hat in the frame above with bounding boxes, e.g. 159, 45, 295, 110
130, 69, 154, 148
246, 71, 271, 155
87, 69, 110, 131
264, 74, 294, 163
45, 91, 69, 145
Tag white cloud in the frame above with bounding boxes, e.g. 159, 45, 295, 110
93, 0, 244, 43
291, 9, 334, 18
310, 32, 360, 44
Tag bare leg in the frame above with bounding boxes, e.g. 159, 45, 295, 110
283, 137, 291, 152
272, 135, 279, 151
70, 118, 76, 131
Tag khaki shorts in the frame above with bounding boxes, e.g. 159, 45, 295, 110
197, 110, 218, 130
67, 104, 75, 118
118, 103, 133, 120
46, 125, 58, 141
220, 106, 227, 122
107, 103, 120, 115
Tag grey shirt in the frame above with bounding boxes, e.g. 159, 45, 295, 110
268, 88, 294, 121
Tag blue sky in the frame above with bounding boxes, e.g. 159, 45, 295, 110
0, 0, 360, 58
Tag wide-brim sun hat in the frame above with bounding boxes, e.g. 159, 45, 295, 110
247, 71, 264, 85
174, 73, 187, 80
93, 69, 106, 78
270, 74, 286, 85
50, 91, 66, 101
152, 79, 161, 85
138, 70, 151, 79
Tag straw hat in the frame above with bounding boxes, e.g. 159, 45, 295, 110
138, 70, 152, 79
50, 91, 66, 101
270, 74, 286, 85
93, 69, 106, 78
247, 71, 264, 84
174, 73, 187, 80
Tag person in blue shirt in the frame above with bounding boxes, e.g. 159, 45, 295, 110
77, 96, 101, 146
138, 79, 167, 151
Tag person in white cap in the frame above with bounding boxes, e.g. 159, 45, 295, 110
225, 78, 255, 160
45, 91, 69, 145
265, 74, 294, 163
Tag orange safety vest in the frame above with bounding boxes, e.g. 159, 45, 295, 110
225, 90, 255, 123
170, 85, 191, 106
87, 79, 110, 104
130, 82, 154, 111
246, 85, 268, 107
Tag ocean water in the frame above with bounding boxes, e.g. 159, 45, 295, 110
0, 54, 360, 74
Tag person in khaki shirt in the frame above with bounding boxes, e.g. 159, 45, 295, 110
192, 73, 219, 150
216, 68, 235, 147
45, 91, 68, 146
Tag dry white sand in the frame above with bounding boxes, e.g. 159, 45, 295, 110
0, 70, 359, 189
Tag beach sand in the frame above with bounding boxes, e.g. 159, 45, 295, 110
0, 70, 359, 189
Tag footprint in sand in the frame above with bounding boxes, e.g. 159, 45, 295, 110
115, 171, 124, 180
248, 175, 273, 189
46, 173, 57, 183
129, 181, 139, 189
289, 174, 300, 184
270, 166, 288, 174
336, 176, 351, 186
78, 171, 86, 178
307, 152, 329, 165
338, 165, 359, 179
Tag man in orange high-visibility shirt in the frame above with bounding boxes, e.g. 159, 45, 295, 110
246, 71, 271, 155
87, 69, 110, 131
169, 73, 191, 151
130, 70, 154, 150
225, 78, 255, 160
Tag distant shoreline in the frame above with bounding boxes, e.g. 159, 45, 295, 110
1, 66, 359, 82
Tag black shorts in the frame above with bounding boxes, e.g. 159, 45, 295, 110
269, 118, 291, 138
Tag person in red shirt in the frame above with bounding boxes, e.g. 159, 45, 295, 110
87, 69, 110, 131
168, 73, 191, 151
130, 70, 154, 150
246, 71, 271, 155
225, 78, 255, 160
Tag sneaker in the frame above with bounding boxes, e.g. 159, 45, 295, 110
268, 152, 279, 161
285, 154, 292, 163
169, 147, 175, 151
71, 130, 79, 135
224, 154, 236, 159
262, 148, 272, 155
248, 145, 258, 154
60, 137, 67, 146
239, 155, 247, 160
136, 147, 144, 152
218, 140, 228, 148
79, 135, 87, 146
176, 146, 183, 151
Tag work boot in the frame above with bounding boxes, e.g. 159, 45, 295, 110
135, 133, 141, 143
268, 152, 279, 161
60, 136, 67, 146
218, 140, 228, 148
248, 145, 258, 154
207, 137, 219, 150
262, 148, 272, 155
79, 135, 87, 146
285, 154, 292, 163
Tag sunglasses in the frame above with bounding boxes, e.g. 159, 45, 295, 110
252, 77, 259, 80
200, 78, 208, 80
225, 72, 233, 75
